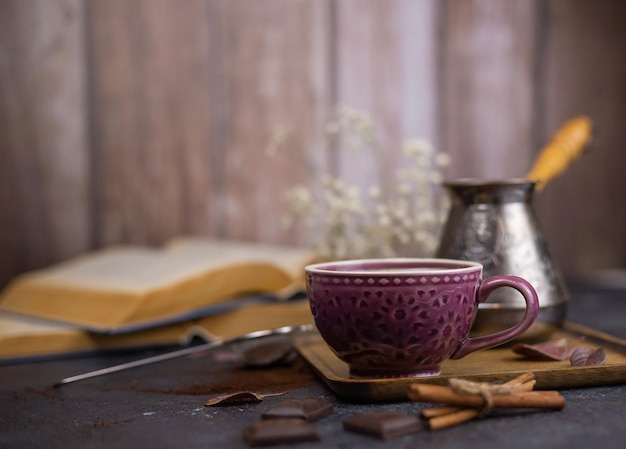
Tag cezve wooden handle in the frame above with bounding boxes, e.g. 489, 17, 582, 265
526, 116, 593, 191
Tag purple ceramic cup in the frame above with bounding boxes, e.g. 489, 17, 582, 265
305, 258, 539, 378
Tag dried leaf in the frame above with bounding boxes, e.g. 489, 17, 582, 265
512, 339, 579, 361
570, 347, 606, 366
204, 391, 287, 406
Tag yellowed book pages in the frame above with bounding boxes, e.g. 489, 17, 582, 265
0, 312, 194, 361
0, 300, 314, 362
192, 299, 315, 340
0, 238, 318, 332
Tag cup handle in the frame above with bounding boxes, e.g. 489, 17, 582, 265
450, 275, 539, 359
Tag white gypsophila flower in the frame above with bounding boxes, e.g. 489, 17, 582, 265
375, 203, 388, 215
397, 183, 412, 196
283, 185, 313, 213
401, 140, 418, 157
435, 152, 451, 167
430, 172, 443, 183
368, 186, 381, 199
321, 174, 335, 188
264, 127, 289, 157
394, 198, 409, 215
377, 214, 391, 228
417, 156, 432, 169
345, 185, 358, 199
416, 139, 435, 155
347, 137, 361, 153
330, 177, 344, 192
326, 121, 341, 135
401, 216, 414, 229
395, 230, 410, 244
345, 193, 364, 214
402, 138, 433, 157
323, 190, 338, 208
418, 211, 437, 226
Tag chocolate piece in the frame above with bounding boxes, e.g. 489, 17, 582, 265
343, 411, 422, 439
204, 391, 287, 406
570, 346, 606, 366
243, 418, 320, 446
242, 341, 297, 368
261, 398, 333, 422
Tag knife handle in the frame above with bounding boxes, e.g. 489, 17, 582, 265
526, 116, 593, 191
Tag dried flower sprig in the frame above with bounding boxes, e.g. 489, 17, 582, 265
270, 106, 450, 260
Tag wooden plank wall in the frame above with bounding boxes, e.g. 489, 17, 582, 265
1, 0, 625, 288
536, 0, 626, 276
0, 0, 90, 286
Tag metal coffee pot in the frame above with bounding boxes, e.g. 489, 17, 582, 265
436, 178, 565, 341
436, 117, 593, 341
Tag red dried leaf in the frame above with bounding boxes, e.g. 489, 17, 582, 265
512, 339, 579, 361
570, 347, 606, 366
204, 391, 287, 406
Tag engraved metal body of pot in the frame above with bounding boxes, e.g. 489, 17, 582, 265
436, 179, 568, 341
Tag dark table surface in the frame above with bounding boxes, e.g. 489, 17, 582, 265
1, 280, 626, 449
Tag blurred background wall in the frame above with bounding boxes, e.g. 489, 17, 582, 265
1, 0, 625, 288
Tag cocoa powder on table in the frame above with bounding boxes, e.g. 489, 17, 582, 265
136, 357, 319, 396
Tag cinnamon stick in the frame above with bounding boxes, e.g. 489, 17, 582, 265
419, 372, 536, 418
420, 406, 464, 419
420, 373, 536, 416
419, 381, 537, 430
408, 384, 565, 410
427, 408, 480, 431
420, 372, 564, 430
421, 390, 553, 431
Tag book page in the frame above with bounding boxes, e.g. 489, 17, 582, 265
0, 238, 318, 330
10, 239, 316, 293
165, 237, 318, 281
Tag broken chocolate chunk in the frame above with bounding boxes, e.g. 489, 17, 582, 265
343, 411, 422, 439
512, 338, 579, 361
570, 346, 606, 366
204, 391, 287, 406
242, 340, 297, 368
261, 398, 333, 422
243, 418, 320, 446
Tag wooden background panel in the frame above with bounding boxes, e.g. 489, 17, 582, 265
1, 0, 626, 288
535, 0, 626, 275
441, 0, 538, 179
87, 0, 216, 247
216, 0, 332, 244
0, 0, 89, 288
334, 0, 439, 192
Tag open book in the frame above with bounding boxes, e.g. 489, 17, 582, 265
0, 237, 318, 362
0, 237, 318, 333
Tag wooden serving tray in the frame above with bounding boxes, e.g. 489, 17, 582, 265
296, 322, 626, 402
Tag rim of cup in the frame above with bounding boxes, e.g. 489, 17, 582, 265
305, 258, 483, 276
